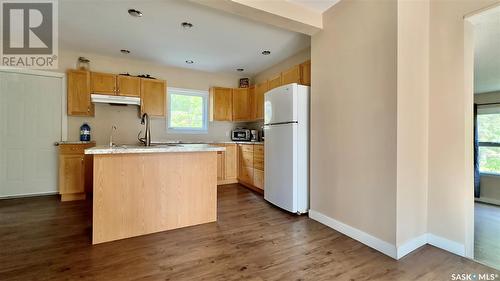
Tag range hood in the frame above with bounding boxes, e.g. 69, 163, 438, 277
91, 94, 141, 106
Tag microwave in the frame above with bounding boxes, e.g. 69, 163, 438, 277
232, 129, 251, 141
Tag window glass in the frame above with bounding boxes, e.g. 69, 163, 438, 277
167, 88, 208, 133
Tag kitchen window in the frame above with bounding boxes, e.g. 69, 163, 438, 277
478, 107, 500, 174
167, 87, 208, 134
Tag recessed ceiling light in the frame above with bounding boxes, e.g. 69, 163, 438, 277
128, 9, 143, 17
181, 22, 193, 29
236, 68, 244, 72
120, 49, 130, 54
185, 60, 194, 64
262, 50, 271, 55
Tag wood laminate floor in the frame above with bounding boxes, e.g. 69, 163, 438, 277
0, 184, 498, 281
475, 202, 500, 270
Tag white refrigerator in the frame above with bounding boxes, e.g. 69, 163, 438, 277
263, 83, 309, 214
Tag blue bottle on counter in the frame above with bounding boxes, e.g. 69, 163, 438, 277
80, 123, 91, 141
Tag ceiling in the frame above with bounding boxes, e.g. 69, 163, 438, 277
286, 0, 341, 13
473, 7, 500, 94
59, 0, 311, 76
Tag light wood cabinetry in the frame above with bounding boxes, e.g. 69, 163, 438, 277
282, 65, 301, 85
269, 75, 282, 90
140, 79, 166, 117
117, 75, 141, 97
237, 144, 264, 192
67, 70, 94, 116
254, 81, 268, 120
90, 72, 117, 95
232, 88, 251, 121
300, 60, 311, 86
253, 145, 264, 190
58, 143, 95, 201
209, 87, 233, 121
215, 143, 238, 185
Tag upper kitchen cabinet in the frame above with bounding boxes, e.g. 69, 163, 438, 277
117, 75, 141, 97
232, 88, 251, 121
268, 74, 282, 90
209, 87, 233, 121
282, 65, 301, 85
67, 69, 94, 116
90, 72, 117, 95
300, 60, 311, 86
254, 81, 268, 120
140, 78, 166, 117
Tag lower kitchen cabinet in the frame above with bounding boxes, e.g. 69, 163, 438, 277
216, 143, 238, 185
237, 144, 264, 193
58, 142, 94, 201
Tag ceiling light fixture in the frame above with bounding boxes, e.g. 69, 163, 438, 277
181, 22, 193, 29
236, 68, 244, 72
261, 50, 271, 55
185, 60, 194, 64
120, 49, 131, 54
128, 9, 143, 17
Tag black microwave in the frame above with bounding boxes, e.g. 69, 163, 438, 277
231, 129, 251, 141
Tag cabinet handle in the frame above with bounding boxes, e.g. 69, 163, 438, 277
81, 157, 84, 163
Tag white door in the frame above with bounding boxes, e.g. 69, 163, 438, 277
264, 84, 297, 125
264, 123, 297, 213
0, 71, 63, 198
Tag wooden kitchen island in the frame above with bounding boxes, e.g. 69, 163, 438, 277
85, 144, 224, 244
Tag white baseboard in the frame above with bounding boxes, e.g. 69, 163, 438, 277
0, 191, 58, 200
309, 209, 398, 259
309, 209, 466, 260
475, 197, 500, 206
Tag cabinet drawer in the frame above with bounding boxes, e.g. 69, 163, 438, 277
254, 145, 264, 171
240, 144, 254, 153
240, 151, 253, 167
60, 144, 86, 155
239, 166, 254, 184
253, 169, 264, 190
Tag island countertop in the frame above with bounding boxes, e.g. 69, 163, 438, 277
85, 144, 225, 155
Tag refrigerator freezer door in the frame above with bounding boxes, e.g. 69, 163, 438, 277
264, 84, 297, 125
264, 123, 297, 213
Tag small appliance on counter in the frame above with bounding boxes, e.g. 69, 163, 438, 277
231, 128, 251, 141
80, 123, 91, 141
250, 130, 258, 142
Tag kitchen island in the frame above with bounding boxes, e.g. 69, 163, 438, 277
85, 144, 224, 244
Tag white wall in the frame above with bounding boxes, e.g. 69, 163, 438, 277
56, 50, 246, 144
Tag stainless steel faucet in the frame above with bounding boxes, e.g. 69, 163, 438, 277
138, 113, 151, 146
109, 125, 117, 147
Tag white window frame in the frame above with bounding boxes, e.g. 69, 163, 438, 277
167, 87, 208, 134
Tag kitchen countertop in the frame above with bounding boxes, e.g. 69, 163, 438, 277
85, 144, 225, 155
152, 141, 264, 145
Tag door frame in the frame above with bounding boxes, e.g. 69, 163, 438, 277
0, 69, 68, 142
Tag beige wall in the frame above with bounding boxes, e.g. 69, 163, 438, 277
310, 0, 398, 244
57, 49, 245, 144
427, 0, 499, 249
252, 47, 310, 84
396, 0, 430, 246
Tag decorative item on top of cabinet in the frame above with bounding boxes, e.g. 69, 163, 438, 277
67, 69, 94, 116
117, 75, 141, 97
239, 78, 250, 88
268, 74, 282, 90
300, 60, 311, 86
232, 88, 251, 121
90, 72, 117, 95
140, 78, 166, 117
281, 65, 301, 85
58, 142, 95, 201
254, 81, 268, 120
209, 87, 233, 121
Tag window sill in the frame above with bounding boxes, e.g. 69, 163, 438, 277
479, 172, 500, 177
167, 128, 208, 135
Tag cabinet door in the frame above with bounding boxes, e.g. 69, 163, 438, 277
209, 87, 233, 121
253, 145, 264, 190
224, 144, 237, 180
254, 81, 268, 120
141, 79, 166, 117
232, 88, 251, 121
91, 72, 117, 95
282, 65, 301, 85
59, 154, 85, 195
238, 145, 254, 184
217, 151, 225, 181
253, 169, 264, 190
67, 70, 93, 116
117, 75, 141, 97
300, 60, 311, 86
268, 75, 282, 90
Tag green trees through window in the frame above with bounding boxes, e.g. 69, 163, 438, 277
478, 114, 500, 174
167, 89, 208, 133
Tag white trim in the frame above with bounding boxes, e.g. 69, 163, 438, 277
309, 209, 398, 259
397, 234, 428, 259
0, 191, 58, 200
428, 234, 466, 257
475, 197, 500, 206
61, 74, 68, 141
